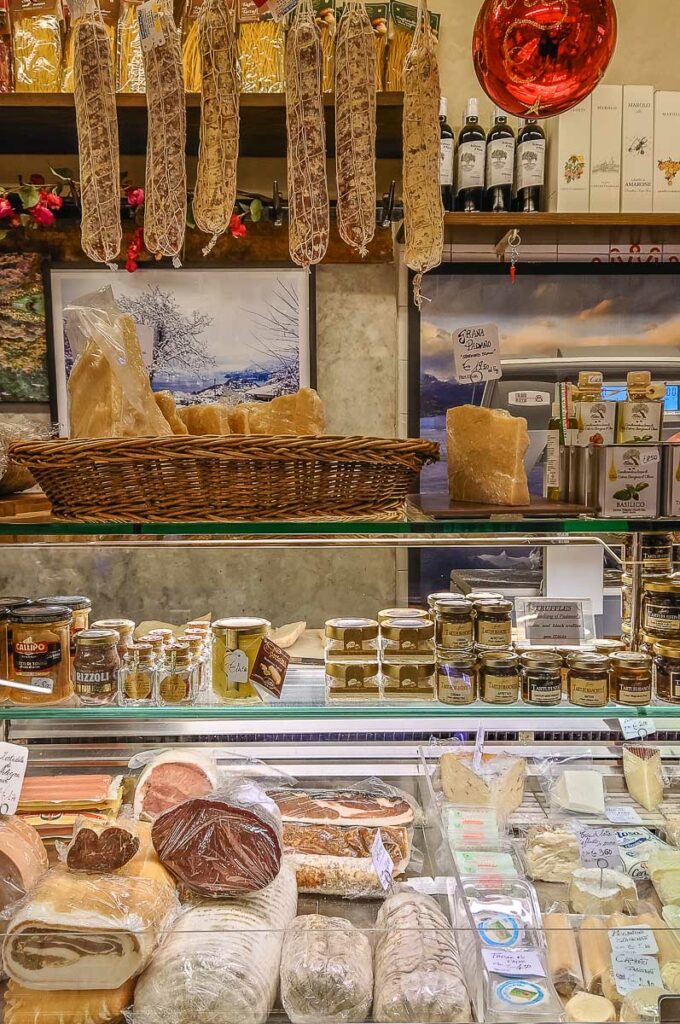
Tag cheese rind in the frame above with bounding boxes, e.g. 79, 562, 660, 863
623, 746, 664, 812
569, 868, 637, 915
544, 912, 585, 998
564, 992, 616, 1022
446, 405, 530, 506
553, 770, 605, 815
440, 753, 526, 816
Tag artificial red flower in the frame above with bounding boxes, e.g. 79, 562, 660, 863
0, 197, 13, 219
229, 214, 246, 239
125, 186, 145, 207
40, 189, 62, 210
30, 204, 55, 227
125, 257, 138, 273
29, 174, 45, 186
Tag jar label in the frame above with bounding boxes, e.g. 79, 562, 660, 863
124, 671, 152, 701
227, 649, 249, 685
440, 621, 474, 648
671, 671, 680, 701
526, 674, 562, 705
159, 673, 190, 703
615, 680, 652, 706
74, 667, 116, 697
645, 603, 680, 632
437, 667, 475, 705
477, 621, 512, 647
569, 675, 608, 706
13, 639, 62, 672
481, 672, 518, 704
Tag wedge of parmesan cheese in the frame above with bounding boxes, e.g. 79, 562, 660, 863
623, 745, 665, 812
446, 406, 530, 506
440, 752, 526, 815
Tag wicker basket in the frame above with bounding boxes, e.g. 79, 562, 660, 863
9, 436, 439, 523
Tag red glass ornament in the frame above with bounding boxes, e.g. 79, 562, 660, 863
473, 0, 617, 118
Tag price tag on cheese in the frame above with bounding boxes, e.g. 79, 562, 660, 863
606, 805, 642, 824
451, 323, 502, 385
609, 926, 658, 957
612, 952, 663, 996
472, 727, 485, 774
620, 718, 656, 740
482, 948, 546, 978
371, 829, 394, 891
578, 827, 622, 869
0, 743, 28, 815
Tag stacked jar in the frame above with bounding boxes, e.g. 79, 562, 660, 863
379, 612, 435, 701
433, 597, 476, 705
621, 532, 673, 643
157, 640, 198, 706
324, 618, 381, 702
642, 574, 680, 705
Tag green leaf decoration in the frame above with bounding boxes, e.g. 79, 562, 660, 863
50, 166, 75, 181
18, 184, 39, 209
249, 198, 263, 223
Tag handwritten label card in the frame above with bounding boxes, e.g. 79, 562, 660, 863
0, 743, 28, 815
482, 948, 546, 978
452, 323, 502, 385
372, 829, 394, 891
516, 598, 590, 643
578, 827, 622, 870
606, 805, 642, 824
620, 718, 657, 741
612, 953, 663, 996
609, 926, 658, 958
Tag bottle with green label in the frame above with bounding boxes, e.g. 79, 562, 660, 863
616, 371, 666, 443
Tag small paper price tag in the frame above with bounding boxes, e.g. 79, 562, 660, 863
226, 650, 249, 685
606, 806, 642, 824
578, 827, 622, 869
371, 829, 394, 891
612, 952, 663, 996
620, 718, 656, 740
472, 727, 484, 774
609, 926, 658, 958
0, 743, 28, 816
452, 323, 501, 385
482, 948, 546, 979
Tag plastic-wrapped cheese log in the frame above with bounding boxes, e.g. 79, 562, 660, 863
134, 863, 297, 1024
373, 892, 470, 1023
543, 912, 584, 999
280, 915, 373, 1024
151, 780, 283, 896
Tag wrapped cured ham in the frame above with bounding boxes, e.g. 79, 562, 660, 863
373, 892, 470, 1023
0, 816, 48, 913
65, 817, 140, 872
133, 863, 297, 1024
268, 782, 415, 827
133, 750, 218, 821
4, 978, 135, 1024
280, 915, 373, 1023
3, 865, 178, 990
151, 781, 283, 897
283, 822, 411, 870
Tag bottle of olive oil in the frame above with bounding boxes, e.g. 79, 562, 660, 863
616, 371, 666, 443
544, 402, 562, 502
572, 371, 617, 447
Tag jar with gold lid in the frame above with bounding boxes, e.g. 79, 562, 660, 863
594, 639, 626, 657
475, 599, 513, 650
469, 591, 504, 603
325, 618, 379, 660
434, 599, 474, 652
567, 652, 609, 707
478, 651, 519, 705
380, 618, 435, 661
119, 643, 155, 705
521, 651, 563, 706
382, 661, 435, 701
610, 652, 652, 706
36, 595, 91, 661
212, 617, 270, 703
0, 597, 31, 681
437, 651, 477, 705
643, 577, 680, 640
9, 604, 73, 705
654, 643, 680, 704
378, 608, 429, 625
157, 644, 197, 706
427, 591, 459, 612
74, 629, 120, 705
326, 661, 380, 702
92, 618, 135, 660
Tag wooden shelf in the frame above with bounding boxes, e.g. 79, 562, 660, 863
444, 212, 680, 228
0, 92, 403, 159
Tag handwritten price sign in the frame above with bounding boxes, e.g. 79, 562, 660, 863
452, 323, 502, 385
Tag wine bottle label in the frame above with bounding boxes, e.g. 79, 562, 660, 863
456, 140, 485, 192
516, 139, 545, 189
440, 137, 454, 186
485, 137, 515, 187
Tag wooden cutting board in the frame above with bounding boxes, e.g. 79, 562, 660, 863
409, 492, 594, 520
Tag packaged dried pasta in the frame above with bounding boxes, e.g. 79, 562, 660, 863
117, 0, 144, 90
237, 0, 284, 92
62, 0, 116, 91
337, 0, 387, 91
0, 0, 13, 91
180, 0, 203, 92
11, 0, 63, 92
385, 0, 439, 92
314, 0, 334, 93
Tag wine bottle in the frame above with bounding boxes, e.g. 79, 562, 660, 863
456, 97, 486, 213
514, 118, 546, 212
439, 96, 455, 212
484, 106, 515, 213
545, 402, 562, 502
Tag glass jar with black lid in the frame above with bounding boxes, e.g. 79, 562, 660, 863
478, 651, 519, 704
475, 599, 513, 650
653, 642, 680, 704
520, 651, 563, 706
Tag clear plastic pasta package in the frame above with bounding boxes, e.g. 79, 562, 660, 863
10, 0, 63, 92
117, 0, 144, 90
62, 0, 117, 92
535, 751, 608, 820
237, 0, 284, 92
0, 0, 14, 90
180, 0, 202, 92
429, 739, 527, 820
384, 0, 440, 92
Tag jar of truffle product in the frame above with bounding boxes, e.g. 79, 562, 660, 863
427, 591, 458, 613
434, 599, 474, 652
610, 652, 652, 706
324, 618, 379, 661
119, 643, 156, 705
560, 646, 595, 694
9, 605, 72, 705
521, 652, 563, 706
468, 591, 504, 604
212, 617, 270, 703
74, 629, 120, 705
475, 599, 513, 650
157, 645, 197, 706
139, 634, 166, 663
643, 577, 680, 640
437, 651, 477, 705
36, 595, 91, 658
380, 618, 435, 661
567, 652, 610, 707
0, 597, 31, 681
594, 639, 626, 657
624, 533, 673, 577
92, 619, 136, 660
326, 661, 381, 702
382, 661, 436, 701
377, 608, 429, 625
478, 651, 519, 705
621, 573, 633, 628
654, 643, 680, 704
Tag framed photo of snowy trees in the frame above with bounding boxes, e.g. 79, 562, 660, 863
48, 266, 313, 436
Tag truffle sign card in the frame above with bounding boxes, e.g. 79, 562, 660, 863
515, 597, 594, 644
451, 323, 501, 385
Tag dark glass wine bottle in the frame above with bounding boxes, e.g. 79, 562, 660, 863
439, 96, 455, 212
484, 106, 515, 213
514, 118, 546, 213
455, 97, 486, 213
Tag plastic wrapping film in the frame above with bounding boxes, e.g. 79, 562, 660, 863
534, 751, 607, 820
151, 780, 283, 897
2, 864, 179, 990
11, 2, 62, 92
542, 911, 585, 999
0, 816, 48, 918
280, 915, 372, 1024
520, 821, 583, 884
62, 815, 142, 872
132, 862, 298, 1024
65, 286, 173, 438
237, 5, 285, 93
0, 416, 49, 496
17, 773, 124, 813
4, 978, 136, 1024
117, 0, 145, 89
132, 748, 219, 821
648, 845, 680, 906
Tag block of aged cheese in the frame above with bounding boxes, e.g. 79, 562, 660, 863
553, 770, 605, 815
649, 848, 680, 906
544, 912, 585, 998
665, 816, 680, 848
440, 752, 525, 815
178, 404, 231, 435
579, 916, 612, 995
525, 824, 581, 882
230, 389, 325, 436
624, 745, 665, 812
569, 868, 637, 915
620, 986, 667, 1022
564, 992, 616, 1022
154, 391, 188, 435
446, 405, 530, 506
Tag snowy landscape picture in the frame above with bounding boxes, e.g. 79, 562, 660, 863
50, 268, 310, 435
